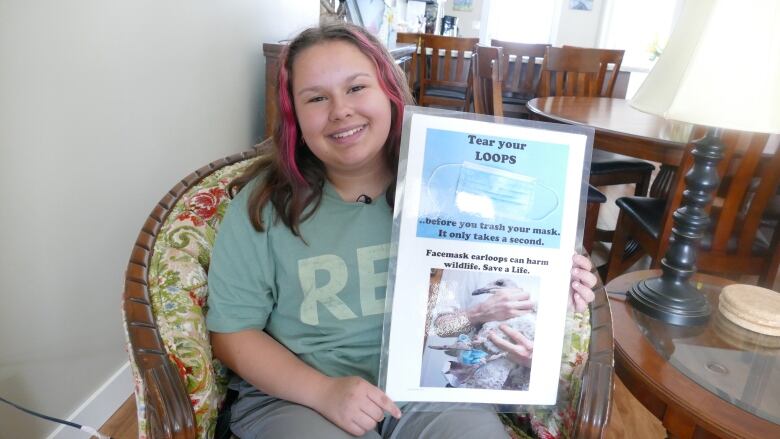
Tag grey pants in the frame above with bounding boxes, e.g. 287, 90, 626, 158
230, 387, 510, 439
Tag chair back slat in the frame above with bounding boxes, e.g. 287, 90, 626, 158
447, 52, 467, 83
442, 48, 453, 81
472, 44, 504, 116
575, 72, 591, 95
711, 133, 761, 252
735, 136, 780, 254
597, 49, 623, 97
429, 46, 441, 83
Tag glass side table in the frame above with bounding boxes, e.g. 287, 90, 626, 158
607, 270, 780, 439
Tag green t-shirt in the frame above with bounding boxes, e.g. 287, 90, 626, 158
206, 180, 393, 383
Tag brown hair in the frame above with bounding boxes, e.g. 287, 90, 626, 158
229, 21, 414, 236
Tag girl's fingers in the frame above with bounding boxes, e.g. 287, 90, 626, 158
353, 411, 378, 432
582, 270, 598, 288
572, 280, 596, 303
572, 253, 593, 271
572, 291, 588, 313
367, 389, 402, 419
571, 267, 597, 288
360, 403, 385, 422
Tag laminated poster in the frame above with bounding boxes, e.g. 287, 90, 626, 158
380, 107, 593, 405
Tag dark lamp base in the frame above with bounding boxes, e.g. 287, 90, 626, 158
628, 276, 711, 326
625, 127, 723, 327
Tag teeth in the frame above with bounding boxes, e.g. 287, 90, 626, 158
332, 126, 364, 139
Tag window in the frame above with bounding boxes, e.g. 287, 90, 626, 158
486, 0, 559, 44
599, 0, 682, 71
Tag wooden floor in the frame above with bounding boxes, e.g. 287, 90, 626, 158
95, 373, 667, 438
606, 376, 666, 439
97, 396, 136, 439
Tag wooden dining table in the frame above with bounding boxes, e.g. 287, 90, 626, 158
526, 96, 695, 165
526, 96, 698, 197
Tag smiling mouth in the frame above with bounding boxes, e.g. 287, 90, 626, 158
331, 125, 366, 139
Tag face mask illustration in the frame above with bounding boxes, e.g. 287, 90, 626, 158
428, 162, 558, 221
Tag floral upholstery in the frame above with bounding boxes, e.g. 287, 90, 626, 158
124, 155, 258, 439
123, 153, 592, 439
503, 310, 591, 439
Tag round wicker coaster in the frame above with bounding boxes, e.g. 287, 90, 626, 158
718, 284, 780, 336
714, 311, 780, 350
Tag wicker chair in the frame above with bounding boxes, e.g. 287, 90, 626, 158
122, 139, 614, 439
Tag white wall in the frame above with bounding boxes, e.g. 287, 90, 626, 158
435, 0, 606, 45
0, 1, 317, 438
553, 0, 607, 47
395, 0, 606, 44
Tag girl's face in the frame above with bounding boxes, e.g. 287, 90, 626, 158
292, 40, 393, 178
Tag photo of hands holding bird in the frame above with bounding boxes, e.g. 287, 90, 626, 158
420, 268, 540, 391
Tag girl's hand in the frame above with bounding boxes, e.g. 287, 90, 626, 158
570, 253, 597, 313
312, 376, 401, 436
488, 324, 534, 367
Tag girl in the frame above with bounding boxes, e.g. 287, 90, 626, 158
206, 22, 597, 439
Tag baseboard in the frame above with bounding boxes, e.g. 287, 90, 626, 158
47, 362, 133, 439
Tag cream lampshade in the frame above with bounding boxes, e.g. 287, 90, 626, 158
631, 0, 780, 133
621, 0, 780, 326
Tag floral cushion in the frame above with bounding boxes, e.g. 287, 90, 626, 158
502, 309, 591, 439
124, 152, 592, 439
125, 155, 258, 439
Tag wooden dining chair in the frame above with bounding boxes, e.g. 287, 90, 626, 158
396, 32, 422, 98
471, 43, 607, 254
561, 45, 625, 98
418, 34, 479, 111
538, 46, 656, 247
538, 46, 603, 97
490, 40, 549, 119
605, 132, 780, 287
543, 46, 652, 195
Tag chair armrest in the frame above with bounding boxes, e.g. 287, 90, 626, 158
142, 360, 197, 438
573, 274, 614, 439
125, 233, 198, 438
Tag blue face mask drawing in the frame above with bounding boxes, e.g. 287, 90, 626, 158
453, 162, 558, 221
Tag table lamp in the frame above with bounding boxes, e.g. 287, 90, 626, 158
627, 0, 780, 326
